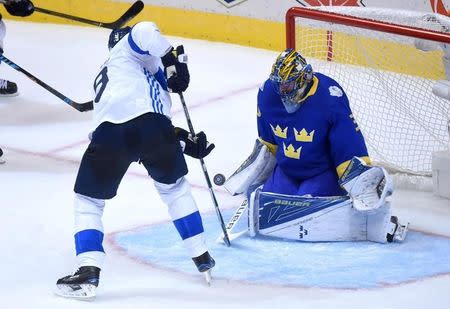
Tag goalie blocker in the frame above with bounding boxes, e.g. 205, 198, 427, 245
224, 146, 408, 243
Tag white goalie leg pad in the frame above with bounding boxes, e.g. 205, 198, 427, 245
154, 177, 207, 257
366, 202, 393, 243
250, 190, 368, 242
224, 139, 276, 196
0, 20, 5, 50
248, 188, 260, 237
340, 157, 393, 212
366, 202, 409, 243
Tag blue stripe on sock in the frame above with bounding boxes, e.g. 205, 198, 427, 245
75, 229, 104, 255
173, 211, 204, 240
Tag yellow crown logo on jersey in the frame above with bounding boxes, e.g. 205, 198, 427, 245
270, 124, 288, 139
294, 128, 315, 142
283, 143, 301, 159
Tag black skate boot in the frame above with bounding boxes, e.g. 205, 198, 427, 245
55, 266, 100, 300
0, 147, 4, 164
387, 216, 409, 243
0, 79, 18, 96
192, 251, 215, 285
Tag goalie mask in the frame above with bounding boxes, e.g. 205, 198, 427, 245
269, 49, 313, 113
108, 26, 132, 50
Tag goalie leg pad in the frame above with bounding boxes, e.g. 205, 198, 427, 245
367, 202, 409, 243
250, 190, 368, 241
224, 139, 276, 196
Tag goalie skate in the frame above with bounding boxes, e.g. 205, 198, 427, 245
192, 251, 215, 286
55, 266, 100, 300
387, 216, 409, 243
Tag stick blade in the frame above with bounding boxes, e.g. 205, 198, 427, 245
110, 0, 145, 28
71, 101, 93, 112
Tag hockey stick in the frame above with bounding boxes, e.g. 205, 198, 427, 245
178, 92, 231, 247
30, 1, 144, 29
0, 54, 93, 112
216, 199, 248, 244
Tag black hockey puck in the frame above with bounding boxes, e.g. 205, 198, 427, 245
213, 173, 226, 186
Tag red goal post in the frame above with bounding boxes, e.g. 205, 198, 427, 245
286, 7, 450, 49
284, 7, 450, 180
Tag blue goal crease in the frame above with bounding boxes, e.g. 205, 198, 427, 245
111, 210, 450, 289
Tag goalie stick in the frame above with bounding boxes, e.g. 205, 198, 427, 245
0, 54, 93, 112
0, 0, 144, 29
177, 92, 231, 247
216, 199, 248, 244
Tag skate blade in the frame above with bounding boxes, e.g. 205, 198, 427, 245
203, 269, 212, 286
0, 92, 19, 98
54, 283, 96, 301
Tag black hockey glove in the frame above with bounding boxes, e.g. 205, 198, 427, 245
161, 45, 190, 93
4, 0, 34, 17
175, 127, 215, 159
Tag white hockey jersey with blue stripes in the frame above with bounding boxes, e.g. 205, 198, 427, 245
92, 21, 172, 128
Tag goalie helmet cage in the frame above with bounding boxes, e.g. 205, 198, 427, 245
285, 7, 450, 181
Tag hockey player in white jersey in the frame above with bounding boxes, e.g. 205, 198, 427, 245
0, 0, 34, 96
0, 0, 34, 164
56, 22, 215, 300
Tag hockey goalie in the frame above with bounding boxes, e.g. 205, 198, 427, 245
221, 49, 409, 244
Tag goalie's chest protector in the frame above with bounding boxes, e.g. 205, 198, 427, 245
257, 73, 368, 181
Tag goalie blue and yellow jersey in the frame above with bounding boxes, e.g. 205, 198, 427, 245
257, 72, 370, 181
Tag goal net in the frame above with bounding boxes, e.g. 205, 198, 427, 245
285, 7, 450, 180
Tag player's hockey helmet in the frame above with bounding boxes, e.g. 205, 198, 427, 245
270, 49, 313, 109
108, 26, 132, 50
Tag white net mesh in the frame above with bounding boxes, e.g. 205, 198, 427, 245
290, 7, 450, 176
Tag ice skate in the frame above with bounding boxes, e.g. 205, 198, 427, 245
192, 251, 215, 285
387, 216, 409, 243
0, 79, 18, 97
55, 266, 100, 300
0, 147, 4, 164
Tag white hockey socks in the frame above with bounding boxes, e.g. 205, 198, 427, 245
154, 177, 208, 258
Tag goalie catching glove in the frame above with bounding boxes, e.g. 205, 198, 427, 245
161, 45, 190, 93
175, 127, 215, 159
339, 157, 393, 212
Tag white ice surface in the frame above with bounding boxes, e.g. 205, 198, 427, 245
0, 20, 450, 309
